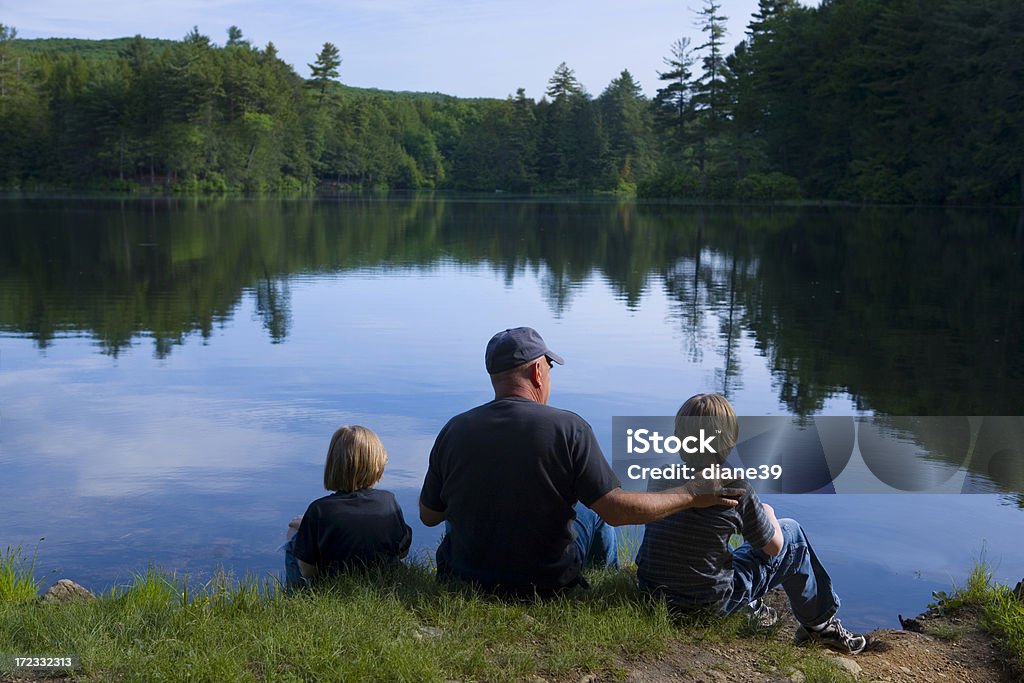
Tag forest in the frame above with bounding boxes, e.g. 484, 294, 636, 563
0, 0, 1020, 204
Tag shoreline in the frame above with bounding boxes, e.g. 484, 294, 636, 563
2, 559, 1021, 682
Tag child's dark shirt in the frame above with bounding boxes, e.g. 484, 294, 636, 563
292, 488, 411, 575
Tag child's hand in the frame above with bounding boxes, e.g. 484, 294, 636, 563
286, 515, 303, 540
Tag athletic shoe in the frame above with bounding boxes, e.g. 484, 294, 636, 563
747, 599, 779, 628
794, 616, 869, 655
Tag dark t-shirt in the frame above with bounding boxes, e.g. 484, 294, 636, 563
292, 488, 412, 575
420, 396, 620, 593
636, 481, 775, 609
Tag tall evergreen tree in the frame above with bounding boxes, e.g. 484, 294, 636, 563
653, 37, 696, 157
538, 63, 586, 187
226, 26, 248, 48
545, 61, 583, 101
308, 42, 341, 99
599, 69, 655, 183
691, 0, 730, 173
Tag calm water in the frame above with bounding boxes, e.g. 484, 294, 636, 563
2, 197, 1022, 630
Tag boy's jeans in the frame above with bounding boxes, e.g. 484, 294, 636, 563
723, 517, 840, 627
282, 536, 304, 589
283, 501, 617, 589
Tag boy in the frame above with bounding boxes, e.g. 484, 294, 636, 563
636, 393, 868, 655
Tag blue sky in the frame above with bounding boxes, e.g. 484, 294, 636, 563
3, 0, 767, 99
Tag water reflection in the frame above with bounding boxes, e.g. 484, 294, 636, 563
2, 198, 1020, 415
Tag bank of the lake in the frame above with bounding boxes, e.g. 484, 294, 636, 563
2, 555, 1022, 683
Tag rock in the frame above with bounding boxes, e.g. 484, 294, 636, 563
413, 625, 444, 640
898, 614, 923, 632
42, 579, 95, 603
577, 675, 596, 683
788, 672, 806, 683
829, 656, 862, 676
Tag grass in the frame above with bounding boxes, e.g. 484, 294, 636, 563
0, 546, 43, 603
0, 549, 854, 682
924, 622, 968, 641
5, 546, 1020, 682
0, 554, 687, 682
931, 562, 1024, 674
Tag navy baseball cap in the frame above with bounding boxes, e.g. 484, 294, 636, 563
485, 327, 565, 374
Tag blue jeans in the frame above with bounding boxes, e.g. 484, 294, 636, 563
572, 501, 619, 569
282, 536, 306, 590
722, 518, 839, 627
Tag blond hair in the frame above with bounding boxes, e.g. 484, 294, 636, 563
323, 425, 388, 492
674, 393, 739, 468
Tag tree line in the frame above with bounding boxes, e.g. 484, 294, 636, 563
0, 0, 1020, 203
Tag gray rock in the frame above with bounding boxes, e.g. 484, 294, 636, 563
42, 579, 95, 603
829, 655, 862, 676
414, 625, 444, 640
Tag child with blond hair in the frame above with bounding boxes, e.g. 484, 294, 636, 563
284, 425, 411, 586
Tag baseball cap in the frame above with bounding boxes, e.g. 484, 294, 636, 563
485, 327, 565, 374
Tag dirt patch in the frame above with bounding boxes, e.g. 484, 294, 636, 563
614, 591, 1017, 683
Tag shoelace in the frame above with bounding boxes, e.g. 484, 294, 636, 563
826, 619, 856, 642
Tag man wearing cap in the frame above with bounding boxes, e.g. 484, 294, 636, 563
419, 326, 740, 596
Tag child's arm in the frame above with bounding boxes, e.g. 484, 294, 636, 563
759, 503, 785, 557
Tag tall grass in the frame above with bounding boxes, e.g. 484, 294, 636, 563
0, 546, 41, 603
616, 524, 644, 566
933, 561, 1024, 674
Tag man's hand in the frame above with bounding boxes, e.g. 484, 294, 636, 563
681, 480, 746, 509
286, 515, 303, 540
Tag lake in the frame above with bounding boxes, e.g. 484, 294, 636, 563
1, 196, 1022, 631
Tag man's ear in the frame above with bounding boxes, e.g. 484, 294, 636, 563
529, 359, 544, 387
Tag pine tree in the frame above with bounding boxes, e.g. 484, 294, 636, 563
653, 37, 696, 157
308, 42, 341, 100
691, 0, 730, 173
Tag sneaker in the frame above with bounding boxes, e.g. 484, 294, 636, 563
794, 617, 869, 655
747, 599, 779, 628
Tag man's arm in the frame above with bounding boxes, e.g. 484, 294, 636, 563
589, 484, 744, 526
419, 500, 446, 527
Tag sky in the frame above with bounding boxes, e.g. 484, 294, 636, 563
2, 0, 768, 100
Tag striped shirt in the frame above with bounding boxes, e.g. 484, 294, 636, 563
636, 481, 775, 610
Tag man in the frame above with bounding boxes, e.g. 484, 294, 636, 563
419, 326, 741, 596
